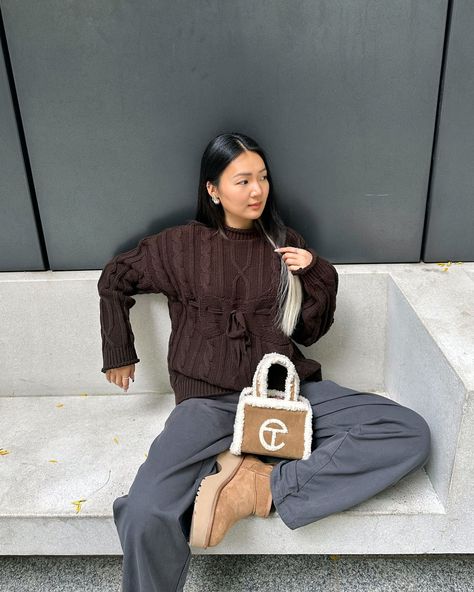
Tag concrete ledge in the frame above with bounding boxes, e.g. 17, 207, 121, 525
0, 392, 443, 555
0, 262, 473, 554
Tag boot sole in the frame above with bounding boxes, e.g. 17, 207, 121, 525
189, 450, 245, 548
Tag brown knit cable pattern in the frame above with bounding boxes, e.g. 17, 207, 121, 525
97, 223, 338, 405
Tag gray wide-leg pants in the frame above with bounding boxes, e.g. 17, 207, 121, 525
112, 379, 431, 592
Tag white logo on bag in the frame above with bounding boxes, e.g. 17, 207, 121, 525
259, 419, 288, 451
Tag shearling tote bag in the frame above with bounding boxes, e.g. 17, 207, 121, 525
229, 352, 313, 460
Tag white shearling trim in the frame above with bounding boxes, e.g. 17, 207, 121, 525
229, 353, 313, 460
229, 387, 251, 456
252, 352, 300, 402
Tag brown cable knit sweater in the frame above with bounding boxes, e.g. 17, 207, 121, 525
97, 220, 338, 405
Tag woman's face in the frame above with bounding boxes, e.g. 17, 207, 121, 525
207, 150, 269, 229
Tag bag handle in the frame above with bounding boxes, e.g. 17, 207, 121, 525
253, 353, 300, 403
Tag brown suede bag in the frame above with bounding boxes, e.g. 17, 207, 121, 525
229, 352, 313, 460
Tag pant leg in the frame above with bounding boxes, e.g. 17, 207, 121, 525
270, 379, 432, 530
113, 392, 240, 592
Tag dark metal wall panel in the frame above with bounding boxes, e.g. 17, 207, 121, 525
1, 1, 447, 268
423, 0, 474, 262
0, 36, 43, 271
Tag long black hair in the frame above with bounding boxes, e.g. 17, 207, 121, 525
193, 132, 304, 337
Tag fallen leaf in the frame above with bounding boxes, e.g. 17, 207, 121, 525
329, 555, 340, 560
80, 393, 89, 397
144, 453, 148, 458
0, 449, 10, 456
113, 436, 119, 444
48, 459, 58, 463
55, 403, 64, 408
71, 499, 87, 513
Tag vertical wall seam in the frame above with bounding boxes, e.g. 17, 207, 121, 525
0, 6, 50, 269
420, 0, 454, 262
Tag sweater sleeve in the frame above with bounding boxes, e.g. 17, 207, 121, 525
285, 227, 339, 347
97, 232, 175, 373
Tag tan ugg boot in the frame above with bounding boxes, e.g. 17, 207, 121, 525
189, 450, 274, 548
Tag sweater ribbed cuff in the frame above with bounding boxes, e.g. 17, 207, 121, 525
101, 344, 140, 373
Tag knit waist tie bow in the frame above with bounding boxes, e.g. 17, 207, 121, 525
226, 309, 252, 366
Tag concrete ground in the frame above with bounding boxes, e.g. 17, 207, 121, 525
0, 554, 473, 591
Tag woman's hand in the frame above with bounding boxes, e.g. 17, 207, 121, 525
105, 364, 135, 393
274, 246, 313, 272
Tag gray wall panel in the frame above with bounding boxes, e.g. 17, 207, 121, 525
0, 40, 43, 271
1, 1, 447, 268
423, 0, 474, 262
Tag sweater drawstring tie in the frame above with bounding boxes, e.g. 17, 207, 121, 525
226, 309, 251, 366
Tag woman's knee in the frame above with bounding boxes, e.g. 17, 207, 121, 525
399, 405, 432, 467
